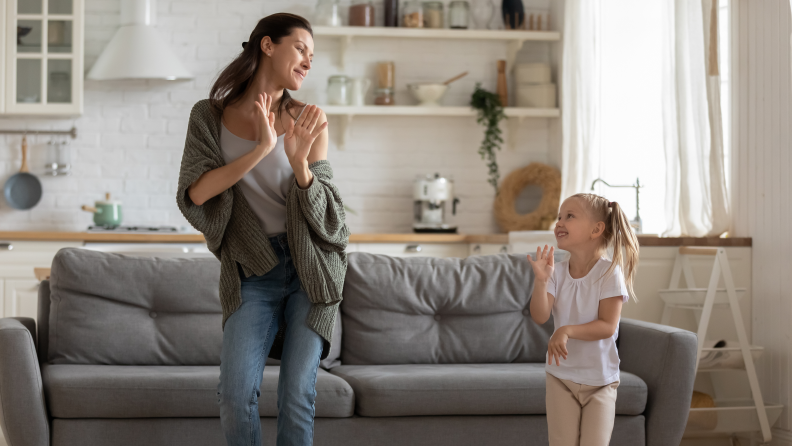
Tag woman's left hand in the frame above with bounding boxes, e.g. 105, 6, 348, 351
547, 327, 569, 366
284, 104, 328, 167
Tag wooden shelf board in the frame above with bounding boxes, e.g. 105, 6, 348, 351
323, 105, 560, 118
314, 26, 561, 41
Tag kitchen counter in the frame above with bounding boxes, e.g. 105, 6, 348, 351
0, 231, 752, 246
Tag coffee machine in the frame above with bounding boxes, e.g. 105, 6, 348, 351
413, 173, 460, 233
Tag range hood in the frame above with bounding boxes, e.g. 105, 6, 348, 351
86, 0, 192, 80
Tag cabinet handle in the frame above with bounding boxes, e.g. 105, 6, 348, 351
405, 245, 422, 253
0, 243, 13, 251
500, 245, 508, 253
472, 245, 481, 254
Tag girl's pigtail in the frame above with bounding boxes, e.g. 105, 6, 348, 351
607, 202, 640, 301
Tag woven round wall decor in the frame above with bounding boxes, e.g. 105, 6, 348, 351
493, 162, 561, 231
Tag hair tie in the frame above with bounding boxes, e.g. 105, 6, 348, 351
608, 201, 615, 208
241, 41, 248, 49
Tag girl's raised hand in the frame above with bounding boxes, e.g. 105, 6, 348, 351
527, 245, 555, 283
254, 93, 278, 156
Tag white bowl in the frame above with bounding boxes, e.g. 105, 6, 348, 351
408, 83, 448, 106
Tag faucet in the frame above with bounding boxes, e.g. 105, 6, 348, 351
590, 178, 643, 234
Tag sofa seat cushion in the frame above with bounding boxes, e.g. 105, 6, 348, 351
42, 364, 354, 418
330, 363, 646, 417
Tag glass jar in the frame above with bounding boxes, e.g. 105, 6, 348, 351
384, 0, 399, 26
422, 1, 444, 28
327, 75, 350, 105
402, 0, 423, 28
449, 1, 469, 29
374, 87, 395, 106
314, 0, 342, 27
376, 61, 395, 89
349, 0, 375, 27
44, 137, 70, 176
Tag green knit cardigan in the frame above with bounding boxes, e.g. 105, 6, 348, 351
175, 99, 349, 360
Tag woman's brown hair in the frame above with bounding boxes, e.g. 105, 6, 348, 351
570, 193, 640, 301
209, 13, 312, 120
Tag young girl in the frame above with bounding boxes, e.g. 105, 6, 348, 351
527, 193, 639, 446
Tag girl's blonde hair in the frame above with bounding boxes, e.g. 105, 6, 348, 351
569, 193, 640, 300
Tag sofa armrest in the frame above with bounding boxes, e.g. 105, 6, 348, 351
619, 318, 696, 446
0, 317, 50, 446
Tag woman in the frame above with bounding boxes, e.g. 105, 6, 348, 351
175, 13, 349, 446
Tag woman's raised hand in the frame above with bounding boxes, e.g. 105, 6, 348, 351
527, 245, 555, 283
284, 104, 328, 166
254, 93, 278, 156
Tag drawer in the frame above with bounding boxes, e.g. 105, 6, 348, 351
469, 243, 510, 256
356, 243, 469, 258
0, 241, 83, 278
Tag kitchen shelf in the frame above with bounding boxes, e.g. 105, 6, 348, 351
323, 106, 560, 149
313, 25, 561, 70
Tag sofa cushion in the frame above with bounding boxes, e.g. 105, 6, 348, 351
330, 363, 647, 417
46, 248, 342, 369
341, 253, 554, 365
42, 364, 354, 418
48, 249, 223, 365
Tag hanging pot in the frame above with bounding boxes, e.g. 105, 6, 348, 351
501, 0, 525, 30
81, 192, 123, 228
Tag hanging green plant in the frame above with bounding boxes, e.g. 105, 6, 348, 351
470, 83, 506, 194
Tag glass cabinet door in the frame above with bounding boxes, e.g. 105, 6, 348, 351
9, 0, 81, 114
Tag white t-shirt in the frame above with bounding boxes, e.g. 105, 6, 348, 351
545, 257, 629, 386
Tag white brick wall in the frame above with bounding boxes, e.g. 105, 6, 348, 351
0, 0, 558, 234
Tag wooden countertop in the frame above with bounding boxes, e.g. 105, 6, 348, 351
0, 231, 751, 246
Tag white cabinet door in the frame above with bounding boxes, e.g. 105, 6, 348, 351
357, 243, 469, 258
4, 0, 84, 115
3, 278, 39, 320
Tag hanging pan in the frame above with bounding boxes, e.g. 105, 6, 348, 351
4, 136, 43, 210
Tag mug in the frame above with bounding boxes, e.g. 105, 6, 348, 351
350, 77, 371, 106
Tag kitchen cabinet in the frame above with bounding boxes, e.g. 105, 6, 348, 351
0, 240, 81, 321
2, 0, 84, 116
3, 278, 38, 319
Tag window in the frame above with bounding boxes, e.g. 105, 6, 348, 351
593, 0, 730, 236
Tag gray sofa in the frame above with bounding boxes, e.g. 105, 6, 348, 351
0, 248, 697, 446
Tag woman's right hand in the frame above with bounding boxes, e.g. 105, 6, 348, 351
527, 245, 555, 283
254, 92, 278, 157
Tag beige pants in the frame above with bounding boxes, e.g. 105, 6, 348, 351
546, 372, 619, 446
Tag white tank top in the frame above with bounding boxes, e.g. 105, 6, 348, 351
220, 121, 293, 237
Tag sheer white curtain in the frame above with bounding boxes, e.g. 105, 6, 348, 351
560, 0, 601, 201
661, 0, 730, 237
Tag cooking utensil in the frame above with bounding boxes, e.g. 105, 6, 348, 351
442, 71, 468, 85
4, 136, 43, 210
82, 192, 123, 228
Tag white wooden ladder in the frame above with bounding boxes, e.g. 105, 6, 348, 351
660, 247, 772, 444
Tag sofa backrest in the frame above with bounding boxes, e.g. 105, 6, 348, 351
340, 252, 553, 365
46, 248, 224, 365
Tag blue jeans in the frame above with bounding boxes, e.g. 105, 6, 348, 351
217, 234, 324, 446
